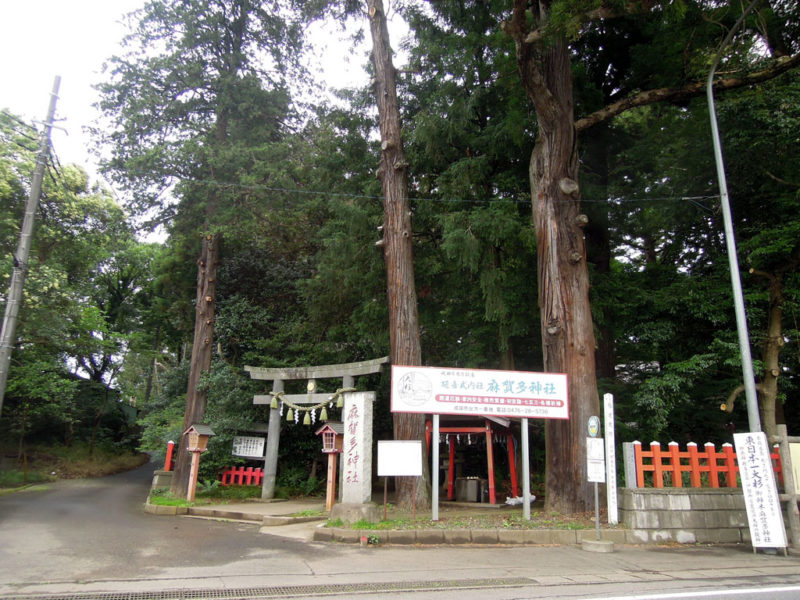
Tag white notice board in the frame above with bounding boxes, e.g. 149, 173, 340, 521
587, 437, 606, 483
377, 441, 423, 477
734, 432, 787, 549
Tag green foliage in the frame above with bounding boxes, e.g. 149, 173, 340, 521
147, 489, 195, 506
197, 360, 262, 480
0, 470, 49, 487
136, 361, 189, 462
275, 464, 323, 498
199, 484, 262, 500
0, 111, 147, 452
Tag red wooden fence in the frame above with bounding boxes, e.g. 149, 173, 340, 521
219, 466, 264, 486
633, 441, 784, 488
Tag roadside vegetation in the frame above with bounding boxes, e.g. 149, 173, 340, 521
0, 442, 148, 489
326, 512, 597, 532
147, 483, 262, 507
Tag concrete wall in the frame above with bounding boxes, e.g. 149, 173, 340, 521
619, 487, 750, 544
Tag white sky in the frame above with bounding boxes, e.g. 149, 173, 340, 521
0, 1, 386, 176
0, 1, 146, 170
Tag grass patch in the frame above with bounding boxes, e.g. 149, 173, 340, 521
196, 482, 262, 502
148, 489, 193, 507
0, 468, 52, 487
291, 509, 326, 518
147, 484, 263, 507
325, 510, 596, 531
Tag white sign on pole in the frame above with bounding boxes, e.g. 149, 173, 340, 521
391, 365, 568, 420
604, 393, 618, 525
733, 432, 787, 549
587, 437, 606, 483
377, 440, 423, 477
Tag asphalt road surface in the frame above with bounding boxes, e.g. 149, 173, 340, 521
2, 460, 800, 600
0, 461, 324, 587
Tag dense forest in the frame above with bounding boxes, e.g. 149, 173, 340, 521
1, 0, 798, 512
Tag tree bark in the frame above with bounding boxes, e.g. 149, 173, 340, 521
509, 3, 600, 513
750, 268, 788, 440
170, 233, 220, 497
366, 0, 428, 510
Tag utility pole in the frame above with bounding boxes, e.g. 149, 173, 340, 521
0, 76, 61, 419
706, 2, 761, 433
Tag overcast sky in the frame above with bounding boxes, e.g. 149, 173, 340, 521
0, 1, 144, 170
0, 1, 383, 177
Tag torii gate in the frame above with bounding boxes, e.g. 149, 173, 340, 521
245, 357, 389, 500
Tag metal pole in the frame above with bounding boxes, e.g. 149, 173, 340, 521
594, 481, 600, 540
0, 76, 60, 419
432, 414, 440, 521
521, 418, 531, 520
705, 0, 762, 433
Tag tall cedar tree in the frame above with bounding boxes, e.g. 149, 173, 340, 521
367, 0, 428, 509
504, 0, 800, 512
94, 0, 300, 497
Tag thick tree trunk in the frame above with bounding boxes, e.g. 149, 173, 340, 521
510, 8, 600, 513
756, 271, 785, 440
367, 0, 428, 510
170, 233, 220, 498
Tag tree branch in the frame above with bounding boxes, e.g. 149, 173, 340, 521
522, 1, 657, 45
765, 170, 800, 189
575, 53, 800, 132
721, 382, 767, 413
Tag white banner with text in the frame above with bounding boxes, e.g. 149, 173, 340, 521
391, 365, 568, 419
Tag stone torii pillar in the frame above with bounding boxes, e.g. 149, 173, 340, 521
245, 357, 388, 501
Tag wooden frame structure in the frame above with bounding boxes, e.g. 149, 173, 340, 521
425, 416, 519, 505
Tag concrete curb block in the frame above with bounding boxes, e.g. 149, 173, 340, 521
262, 515, 327, 526
314, 526, 636, 546
143, 500, 645, 548
143, 502, 188, 516
187, 507, 263, 522
582, 539, 616, 553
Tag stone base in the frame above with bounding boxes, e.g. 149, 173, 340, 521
151, 470, 173, 490
330, 502, 380, 524
581, 539, 615, 553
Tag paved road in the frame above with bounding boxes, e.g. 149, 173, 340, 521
2, 461, 800, 599
0, 461, 317, 588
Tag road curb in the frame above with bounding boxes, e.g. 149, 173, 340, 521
315, 526, 634, 546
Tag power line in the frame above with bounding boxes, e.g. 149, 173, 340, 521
0, 110, 38, 135
118, 170, 724, 207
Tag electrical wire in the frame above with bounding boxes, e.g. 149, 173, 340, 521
114, 170, 726, 207
0, 110, 38, 137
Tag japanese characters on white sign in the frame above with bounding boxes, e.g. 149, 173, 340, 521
390, 365, 569, 419
231, 436, 265, 458
733, 432, 787, 549
586, 437, 606, 483
341, 391, 374, 504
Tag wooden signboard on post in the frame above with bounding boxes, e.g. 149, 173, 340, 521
391, 365, 569, 521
